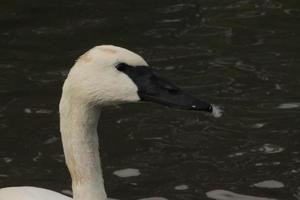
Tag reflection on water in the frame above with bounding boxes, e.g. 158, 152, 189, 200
277, 102, 300, 109
174, 184, 189, 191
252, 180, 284, 189
113, 169, 141, 178
138, 197, 168, 200
206, 190, 277, 200
0, 0, 300, 199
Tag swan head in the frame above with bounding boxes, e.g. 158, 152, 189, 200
63, 45, 212, 112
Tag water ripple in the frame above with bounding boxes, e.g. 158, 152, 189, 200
206, 190, 277, 200
113, 168, 141, 178
252, 180, 284, 189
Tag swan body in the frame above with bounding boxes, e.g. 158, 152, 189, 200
0, 45, 212, 200
0, 187, 71, 200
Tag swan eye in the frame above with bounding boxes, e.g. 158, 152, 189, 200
115, 63, 128, 71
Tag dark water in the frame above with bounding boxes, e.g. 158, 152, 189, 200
0, 0, 300, 199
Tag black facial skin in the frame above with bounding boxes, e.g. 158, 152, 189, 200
116, 63, 213, 113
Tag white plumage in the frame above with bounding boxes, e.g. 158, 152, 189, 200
0, 45, 216, 200
0, 187, 71, 200
0, 45, 147, 200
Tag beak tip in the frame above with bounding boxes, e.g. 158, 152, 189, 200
191, 104, 213, 112
208, 105, 213, 113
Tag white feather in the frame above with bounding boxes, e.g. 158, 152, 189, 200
0, 45, 143, 200
0, 187, 71, 200
211, 104, 223, 118
0, 45, 215, 200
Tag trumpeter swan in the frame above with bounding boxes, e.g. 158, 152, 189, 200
0, 45, 213, 200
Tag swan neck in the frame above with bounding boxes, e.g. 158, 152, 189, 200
59, 96, 107, 200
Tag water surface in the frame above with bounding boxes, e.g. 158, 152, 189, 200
0, 0, 300, 199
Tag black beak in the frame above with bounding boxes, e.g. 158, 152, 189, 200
116, 63, 213, 113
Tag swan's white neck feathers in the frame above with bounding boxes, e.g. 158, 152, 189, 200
59, 95, 106, 200
0, 45, 215, 200
58, 45, 149, 200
